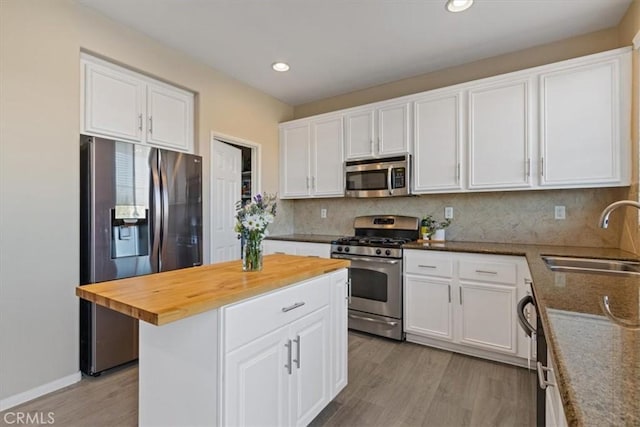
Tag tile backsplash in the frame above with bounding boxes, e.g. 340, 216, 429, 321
284, 187, 629, 248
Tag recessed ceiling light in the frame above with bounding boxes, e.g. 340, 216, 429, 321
272, 62, 290, 72
446, 0, 473, 12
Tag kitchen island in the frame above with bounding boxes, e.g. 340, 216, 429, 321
76, 254, 350, 427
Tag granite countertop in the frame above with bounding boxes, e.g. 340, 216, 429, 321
76, 255, 349, 326
404, 241, 640, 426
266, 234, 343, 244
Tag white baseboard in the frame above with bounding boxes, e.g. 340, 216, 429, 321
0, 372, 81, 411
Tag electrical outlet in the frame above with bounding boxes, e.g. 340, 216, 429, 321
320, 208, 327, 219
554, 205, 566, 220
444, 207, 454, 219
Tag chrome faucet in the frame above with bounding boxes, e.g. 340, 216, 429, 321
598, 200, 640, 228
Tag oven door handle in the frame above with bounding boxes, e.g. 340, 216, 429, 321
331, 254, 399, 265
349, 313, 398, 327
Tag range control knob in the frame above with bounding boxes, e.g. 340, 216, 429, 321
375, 249, 382, 255
344, 247, 350, 253
385, 249, 391, 256
337, 246, 343, 252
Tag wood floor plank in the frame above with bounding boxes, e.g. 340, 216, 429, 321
1, 332, 536, 426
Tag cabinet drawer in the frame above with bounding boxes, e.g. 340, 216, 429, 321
223, 275, 330, 352
404, 251, 454, 277
459, 260, 517, 284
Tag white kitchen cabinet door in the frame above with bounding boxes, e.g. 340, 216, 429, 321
545, 350, 568, 427
311, 115, 344, 197
539, 53, 630, 187
468, 78, 532, 190
146, 83, 194, 152
224, 326, 290, 427
263, 240, 298, 255
344, 109, 375, 159
377, 102, 410, 156
295, 242, 331, 258
330, 270, 348, 398
280, 123, 311, 198
413, 91, 462, 192
289, 307, 331, 427
458, 281, 517, 355
82, 61, 145, 142
404, 275, 454, 341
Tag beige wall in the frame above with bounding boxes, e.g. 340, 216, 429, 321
0, 0, 293, 402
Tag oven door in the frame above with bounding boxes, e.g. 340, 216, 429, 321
333, 254, 402, 318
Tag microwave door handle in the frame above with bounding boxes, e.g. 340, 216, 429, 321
387, 166, 393, 196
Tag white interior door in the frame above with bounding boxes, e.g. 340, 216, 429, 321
211, 140, 242, 263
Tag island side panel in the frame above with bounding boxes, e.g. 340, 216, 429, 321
139, 309, 219, 427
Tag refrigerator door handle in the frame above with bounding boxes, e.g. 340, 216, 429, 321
159, 150, 170, 272
150, 148, 162, 273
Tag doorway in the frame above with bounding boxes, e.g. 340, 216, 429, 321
209, 132, 261, 264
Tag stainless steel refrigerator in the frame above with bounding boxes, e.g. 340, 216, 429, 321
79, 135, 202, 376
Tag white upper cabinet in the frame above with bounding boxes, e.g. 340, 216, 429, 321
146, 83, 194, 152
81, 53, 195, 153
280, 123, 312, 198
280, 114, 344, 199
377, 101, 410, 156
344, 109, 375, 159
344, 101, 410, 160
539, 52, 631, 187
413, 90, 463, 193
312, 116, 344, 197
468, 78, 532, 190
83, 60, 145, 142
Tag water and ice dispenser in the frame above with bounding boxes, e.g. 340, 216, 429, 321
111, 206, 149, 259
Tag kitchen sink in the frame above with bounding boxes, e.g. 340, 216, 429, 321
541, 256, 640, 277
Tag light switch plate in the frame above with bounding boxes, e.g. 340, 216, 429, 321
554, 206, 566, 220
320, 208, 327, 219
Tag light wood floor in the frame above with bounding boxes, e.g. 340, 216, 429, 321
1, 332, 535, 426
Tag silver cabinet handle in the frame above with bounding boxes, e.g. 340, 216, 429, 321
347, 278, 352, 304
138, 114, 143, 131
540, 157, 544, 177
293, 335, 301, 369
448, 284, 451, 303
285, 339, 292, 375
475, 270, 498, 275
148, 116, 153, 134
602, 296, 640, 330
282, 301, 305, 312
418, 264, 437, 269
526, 158, 531, 178
536, 362, 555, 389
387, 166, 393, 196
456, 162, 461, 183
459, 287, 462, 305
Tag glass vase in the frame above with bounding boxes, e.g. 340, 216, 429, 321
242, 238, 263, 272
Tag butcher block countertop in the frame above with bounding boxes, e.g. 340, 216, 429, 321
76, 254, 350, 326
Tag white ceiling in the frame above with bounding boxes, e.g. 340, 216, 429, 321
78, 0, 632, 106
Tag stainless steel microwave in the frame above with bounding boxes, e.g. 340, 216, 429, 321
344, 154, 410, 198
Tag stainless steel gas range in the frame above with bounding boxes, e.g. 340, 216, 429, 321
330, 215, 420, 340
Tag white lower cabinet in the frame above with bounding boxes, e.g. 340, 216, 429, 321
544, 350, 568, 427
263, 240, 331, 258
222, 269, 347, 427
404, 250, 532, 366
404, 276, 454, 341
458, 280, 517, 354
